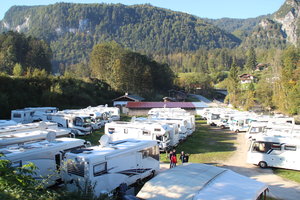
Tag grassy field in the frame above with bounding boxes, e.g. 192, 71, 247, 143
274, 169, 300, 184
160, 119, 236, 164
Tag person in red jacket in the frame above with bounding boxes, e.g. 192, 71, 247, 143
170, 149, 177, 168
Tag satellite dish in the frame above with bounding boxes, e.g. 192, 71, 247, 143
131, 116, 136, 122
99, 135, 110, 147
46, 131, 56, 142
39, 121, 48, 130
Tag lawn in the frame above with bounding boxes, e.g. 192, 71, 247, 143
273, 169, 300, 184
160, 120, 236, 164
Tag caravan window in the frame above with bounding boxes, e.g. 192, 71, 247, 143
154, 128, 161, 132
271, 143, 281, 151
93, 163, 107, 176
141, 147, 159, 161
143, 131, 150, 136
74, 117, 83, 126
13, 113, 22, 118
284, 145, 297, 151
67, 161, 85, 177
124, 129, 128, 134
252, 142, 272, 153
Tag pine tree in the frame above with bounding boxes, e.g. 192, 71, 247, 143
244, 47, 257, 73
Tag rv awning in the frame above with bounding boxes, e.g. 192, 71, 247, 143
137, 163, 267, 200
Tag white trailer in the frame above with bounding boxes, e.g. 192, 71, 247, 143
137, 163, 268, 200
206, 113, 221, 126
105, 121, 171, 151
247, 135, 300, 170
0, 122, 71, 147
45, 112, 92, 136
135, 117, 185, 144
0, 136, 87, 187
11, 107, 58, 123
62, 109, 103, 130
0, 120, 17, 127
62, 137, 159, 197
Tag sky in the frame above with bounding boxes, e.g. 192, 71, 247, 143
0, 0, 286, 20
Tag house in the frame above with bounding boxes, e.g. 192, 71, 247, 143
126, 102, 208, 116
239, 74, 256, 84
255, 63, 269, 71
112, 93, 145, 114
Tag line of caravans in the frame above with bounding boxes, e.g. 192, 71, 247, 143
9, 105, 120, 136
104, 108, 196, 151
201, 107, 300, 171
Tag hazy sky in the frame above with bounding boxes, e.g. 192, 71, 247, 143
0, 0, 286, 20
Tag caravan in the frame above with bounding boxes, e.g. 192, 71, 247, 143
11, 107, 58, 123
0, 122, 71, 147
247, 135, 300, 170
0, 136, 87, 186
45, 112, 92, 136
62, 137, 159, 197
105, 121, 171, 151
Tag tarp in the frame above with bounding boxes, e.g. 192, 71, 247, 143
137, 163, 267, 200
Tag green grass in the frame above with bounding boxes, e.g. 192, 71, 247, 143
273, 169, 300, 184
160, 120, 236, 164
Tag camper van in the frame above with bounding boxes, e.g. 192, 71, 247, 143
0, 122, 71, 147
45, 112, 92, 136
247, 136, 300, 170
229, 116, 255, 133
206, 113, 221, 126
0, 120, 17, 127
105, 121, 171, 151
0, 136, 87, 186
11, 107, 58, 123
62, 137, 159, 197
62, 109, 104, 130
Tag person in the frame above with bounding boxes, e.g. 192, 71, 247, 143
180, 151, 185, 163
169, 149, 177, 168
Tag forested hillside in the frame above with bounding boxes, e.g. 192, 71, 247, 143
0, 3, 241, 72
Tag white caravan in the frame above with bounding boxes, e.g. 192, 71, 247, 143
0, 120, 17, 127
135, 117, 185, 144
131, 117, 180, 148
62, 109, 103, 130
11, 107, 58, 123
62, 137, 159, 197
105, 121, 171, 151
0, 136, 87, 187
206, 113, 221, 126
229, 116, 256, 133
137, 163, 268, 200
247, 136, 300, 170
45, 112, 92, 136
0, 122, 71, 147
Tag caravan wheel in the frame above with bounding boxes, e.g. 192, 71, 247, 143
235, 129, 240, 133
258, 161, 268, 168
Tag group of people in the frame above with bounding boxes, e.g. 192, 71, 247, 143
169, 149, 189, 168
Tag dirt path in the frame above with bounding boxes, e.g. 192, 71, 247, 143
220, 132, 300, 200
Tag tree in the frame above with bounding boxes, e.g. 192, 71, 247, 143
13, 63, 23, 76
226, 58, 241, 107
244, 47, 257, 73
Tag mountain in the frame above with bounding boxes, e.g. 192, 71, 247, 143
241, 0, 300, 48
204, 15, 268, 40
0, 3, 241, 72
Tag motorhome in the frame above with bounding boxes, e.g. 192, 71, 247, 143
135, 117, 186, 143
105, 121, 171, 151
229, 116, 256, 133
206, 113, 221, 126
0, 122, 71, 147
11, 107, 58, 123
137, 163, 268, 200
134, 117, 181, 147
45, 112, 92, 136
0, 136, 87, 187
62, 137, 159, 197
62, 109, 103, 130
0, 120, 17, 127
247, 136, 300, 170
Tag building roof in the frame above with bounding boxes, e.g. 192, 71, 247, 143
112, 94, 145, 102
137, 163, 267, 200
126, 102, 208, 109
